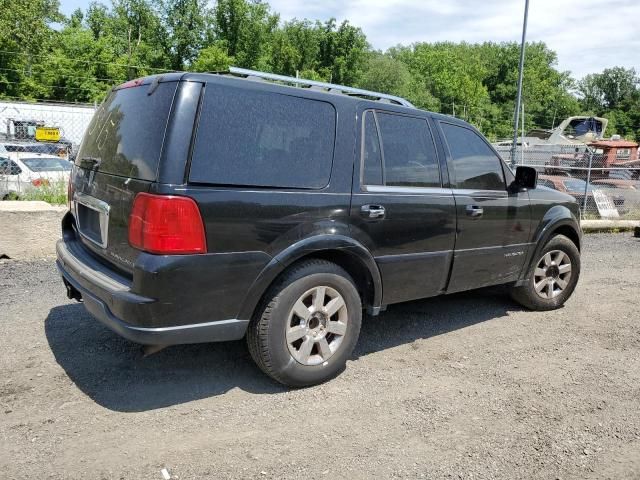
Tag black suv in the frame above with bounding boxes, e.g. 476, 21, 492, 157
57, 69, 582, 387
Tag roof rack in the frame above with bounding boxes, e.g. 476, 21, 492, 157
228, 66, 415, 108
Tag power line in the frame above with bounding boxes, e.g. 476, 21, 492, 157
0, 66, 127, 85
0, 49, 177, 73
0, 95, 95, 106
0, 78, 112, 92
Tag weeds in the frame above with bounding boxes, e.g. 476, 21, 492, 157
21, 179, 68, 205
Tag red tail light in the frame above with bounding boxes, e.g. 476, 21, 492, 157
31, 178, 50, 187
129, 193, 207, 254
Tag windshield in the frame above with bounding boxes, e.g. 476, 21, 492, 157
21, 157, 72, 172
563, 179, 593, 192
566, 118, 603, 137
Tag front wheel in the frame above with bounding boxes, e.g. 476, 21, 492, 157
510, 234, 581, 311
247, 260, 362, 387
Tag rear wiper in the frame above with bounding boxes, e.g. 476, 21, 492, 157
79, 156, 102, 170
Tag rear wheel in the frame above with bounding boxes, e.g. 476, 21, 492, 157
247, 259, 362, 387
511, 234, 580, 311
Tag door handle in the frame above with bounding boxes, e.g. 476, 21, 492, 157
466, 205, 484, 218
361, 204, 386, 219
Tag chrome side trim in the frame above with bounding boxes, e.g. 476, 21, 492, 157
362, 185, 454, 195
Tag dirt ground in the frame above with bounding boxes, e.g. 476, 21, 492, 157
0, 233, 639, 479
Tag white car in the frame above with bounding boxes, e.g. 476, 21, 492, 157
0, 152, 72, 199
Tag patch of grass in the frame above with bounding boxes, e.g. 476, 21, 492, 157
4, 191, 20, 201
21, 179, 68, 205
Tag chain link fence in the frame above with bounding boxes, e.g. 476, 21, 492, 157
496, 143, 640, 220
2, 98, 639, 221
0, 100, 95, 200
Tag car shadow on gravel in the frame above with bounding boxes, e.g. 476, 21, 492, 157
45, 287, 521, 412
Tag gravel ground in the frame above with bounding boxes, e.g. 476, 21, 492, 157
0, 233, 639, 479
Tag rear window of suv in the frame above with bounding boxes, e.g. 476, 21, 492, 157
75, 82, 177, 181
189, 85, 336, 189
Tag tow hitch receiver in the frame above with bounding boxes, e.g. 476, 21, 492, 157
62, 278, 83, 302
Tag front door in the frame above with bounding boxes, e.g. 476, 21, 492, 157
437, 121, 532, 293
349, 108, 456, 305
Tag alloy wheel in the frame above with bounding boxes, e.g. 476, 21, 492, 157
286, 286, 348, 366
533, 249, 572, 299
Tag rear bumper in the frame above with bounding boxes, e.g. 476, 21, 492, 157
56, 238, 250, 345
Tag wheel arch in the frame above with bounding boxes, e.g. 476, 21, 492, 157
516, 205, 582, 285
236, 235, 383, 321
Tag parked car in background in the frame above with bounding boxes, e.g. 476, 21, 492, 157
538, 174, 626, 213
591, 178, 640, 212
0, 141, 71, 159
591, 178, 640, 190
0, 152, 71, 199
0, 118, 74, 159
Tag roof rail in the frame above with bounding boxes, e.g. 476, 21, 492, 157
228, 66, 415, 108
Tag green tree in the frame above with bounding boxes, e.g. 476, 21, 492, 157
0, 0, 63, 99
109, 0, 169, 77
317, 19, 368, 85
578, 67, 639, 140
213, 0, 279, 69
191, 43, 234, 72
268, 19, 323, 76
161, 0, 210, 70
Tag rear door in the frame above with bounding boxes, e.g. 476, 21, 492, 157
350, 108, 456, 305
437, 121, 532, 292
70, 80, 183, 273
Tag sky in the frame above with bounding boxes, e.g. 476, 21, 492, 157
58, 0, 640, 79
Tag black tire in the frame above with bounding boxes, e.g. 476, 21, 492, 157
247, 259, 362, 387
510, 234, 580, 311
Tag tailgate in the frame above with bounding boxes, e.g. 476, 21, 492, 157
70, 80, 178, 273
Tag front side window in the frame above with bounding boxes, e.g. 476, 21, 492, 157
441, 123, 506, 191
361, 111, 440, 188
362, 111, 383, 185
190, 86, 336, 189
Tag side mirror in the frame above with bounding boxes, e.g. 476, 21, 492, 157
514, 166, 537, 191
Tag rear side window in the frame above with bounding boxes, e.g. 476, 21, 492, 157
361, 110, 440, 188
376, 112, 440, 187
440, 123, 506, 191
76, 82, 177, 181
0, 159, 22, 175
21, 158, 71, 172
189, 86, 336, 189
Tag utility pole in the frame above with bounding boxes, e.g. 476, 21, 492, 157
510, 0, 530, 169
521, 101, 525, 164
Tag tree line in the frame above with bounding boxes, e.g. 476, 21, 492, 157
0, 0, 638, 141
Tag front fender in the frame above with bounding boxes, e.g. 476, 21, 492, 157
516, 204, 582, 284
236, 234, 383, 321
